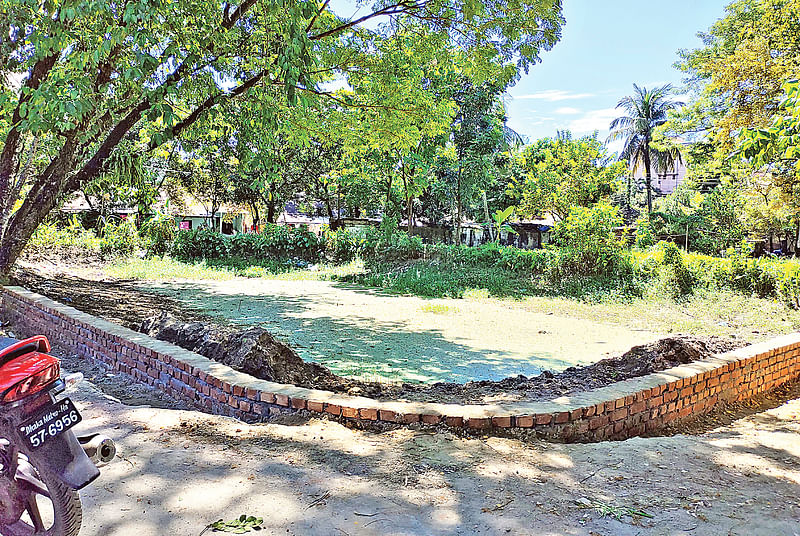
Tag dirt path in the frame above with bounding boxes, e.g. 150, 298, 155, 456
65, 354, 800, 536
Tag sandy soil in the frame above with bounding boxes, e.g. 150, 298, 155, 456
135, 278, 665, 384
58, 349, 800, 536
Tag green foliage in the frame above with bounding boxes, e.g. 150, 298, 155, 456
360, 226, 425, 262
26, 217, 101, 255
139, 213, 177, 256
634, 216, 656, 248
99, 218, 139, 256
172, 225, 322, 262
204, 514, 263, 534
513, 132, 624, 220
550, 204, 628, 278
322, 228, 363, 264
656, 242, 694, 299
491, 206, 517, 241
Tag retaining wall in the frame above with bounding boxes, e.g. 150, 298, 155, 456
2, 285, 799, 441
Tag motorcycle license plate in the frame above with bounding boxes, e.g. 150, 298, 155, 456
18, 398, 82, 450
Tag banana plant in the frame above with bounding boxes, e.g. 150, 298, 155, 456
492, 206, 518, 243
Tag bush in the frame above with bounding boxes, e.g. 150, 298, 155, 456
172, 224, 322, 263
361, 227, 424, 262
549, 203, 627, 279
655, 242, 694, 299
99, 218, 139, 256
26, 217, 101, 255
634, 215, 656, 249
172, 228, 229, 259
322, 228, 362, 263
139, 213, 177, 256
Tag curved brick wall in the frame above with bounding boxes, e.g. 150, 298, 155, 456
2, 285, 799, 441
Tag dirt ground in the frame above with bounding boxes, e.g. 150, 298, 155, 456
62, 347, 800, 536
13, 266, 667, 383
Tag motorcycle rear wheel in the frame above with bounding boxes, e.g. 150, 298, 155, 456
0, 448, 82, 536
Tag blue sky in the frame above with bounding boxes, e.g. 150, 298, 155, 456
506, 0, 730, 144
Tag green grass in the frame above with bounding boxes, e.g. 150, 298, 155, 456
104, 253, 800, 341
105, 256, 365, 282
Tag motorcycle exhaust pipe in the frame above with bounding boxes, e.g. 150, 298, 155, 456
78, 434, 116, 465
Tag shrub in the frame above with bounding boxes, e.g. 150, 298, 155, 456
139, 213, 177, 256
634, 215, 656, 249
172, 224, 322, 262
549, 203, 627, 279
172, 228, 229, 259
655, 242, 694, 299
99, 218, 139, 256
322, 228, 362, 263
26, 217, 100, 255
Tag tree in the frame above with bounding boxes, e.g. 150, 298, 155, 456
513, 131, 624, 221
0, 0, 565, 276
608, 84, 681, 213
738, 79, 800, 250
675, 0, 800, 149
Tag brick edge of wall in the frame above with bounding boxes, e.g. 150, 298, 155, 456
2, 285, 799, 442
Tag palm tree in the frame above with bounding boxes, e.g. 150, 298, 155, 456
608, 84, 681, 213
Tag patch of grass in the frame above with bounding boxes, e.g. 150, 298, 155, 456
516, 288, 800, 340
105, 256, 365, 282
419, 303, 454, 314
341, 258, 538, 299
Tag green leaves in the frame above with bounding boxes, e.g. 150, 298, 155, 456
204, 515, 264, 534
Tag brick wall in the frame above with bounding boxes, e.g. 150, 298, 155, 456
2, 285, 799, 441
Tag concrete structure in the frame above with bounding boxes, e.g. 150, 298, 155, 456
631, 159, 688, 196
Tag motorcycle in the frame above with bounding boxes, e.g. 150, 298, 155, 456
0, 335, 115, 535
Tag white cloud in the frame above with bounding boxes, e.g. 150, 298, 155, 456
567, 107, 619, 134
512, 90, 595, 102
554, 107, 580, 115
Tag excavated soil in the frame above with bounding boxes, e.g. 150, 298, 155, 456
9, 266, 745, 404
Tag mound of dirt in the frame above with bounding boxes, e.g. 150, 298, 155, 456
389, 336, 746, 403
139, 312, 345, 389
138, 311, 745, 405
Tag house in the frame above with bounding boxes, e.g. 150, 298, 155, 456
631, 159, 687, 196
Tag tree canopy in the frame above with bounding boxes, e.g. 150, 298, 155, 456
0, 0, 565, 275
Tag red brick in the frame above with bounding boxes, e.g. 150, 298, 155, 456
535, 414, 552, 426
612, 408, 628, 422
306, 401, 324, 412
589, 415, 609, 430
516, 415, 534, 428
379, 409, 398, 422
554, 411, 570, 424
445, 416, 464, 427
492, 416, 513, 428
402, 413, 420, 424
583, 405, 596, 418
341, 407, 358, 418
614, 398, 625, 409
467, 417, 491, 429
421, 414, 442, 424
260, 392, 275, 404
290, 398, 306, 410
359, 408, 378, 420
325, 404, 342, 417
275, 394, 290, 406
238, 400, 250, 412
629, 401, 646, 414
569, 408, 583, 421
